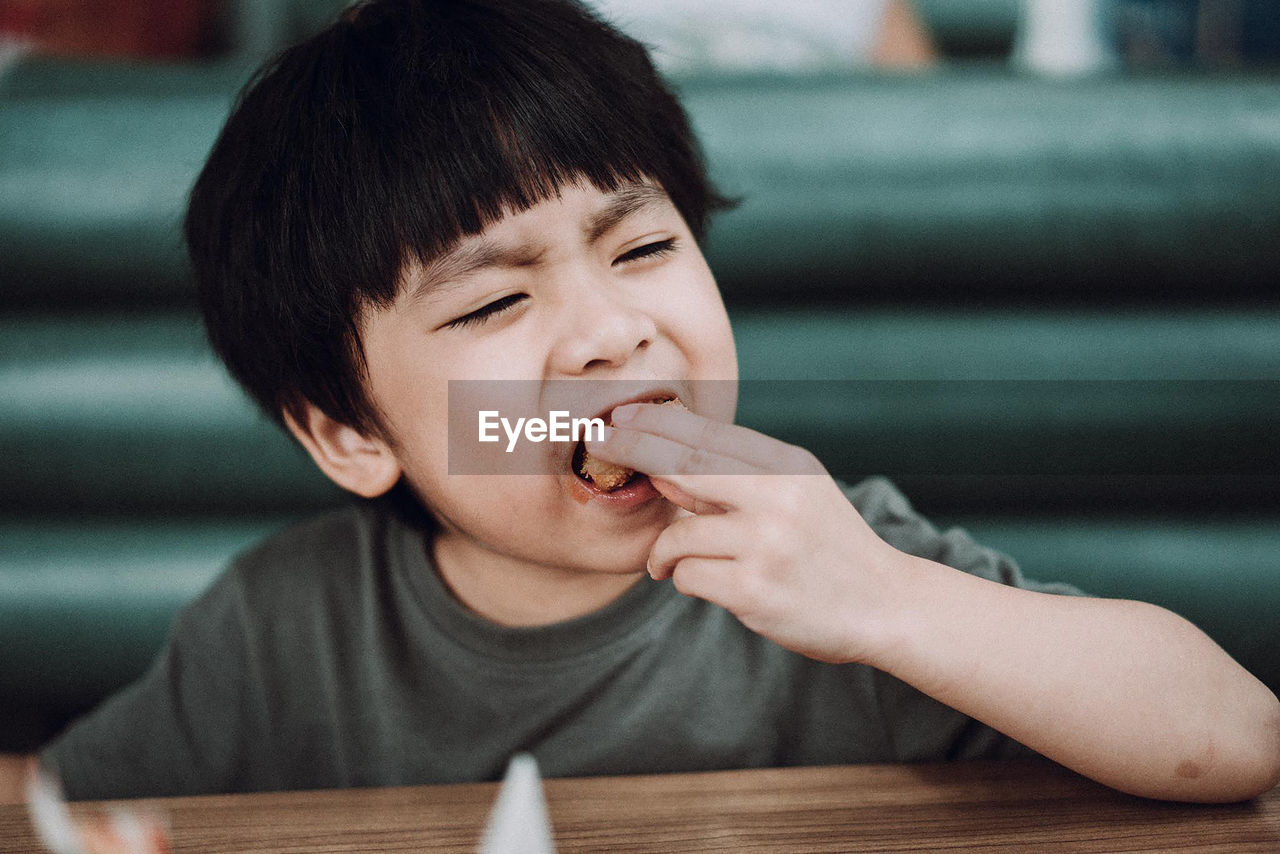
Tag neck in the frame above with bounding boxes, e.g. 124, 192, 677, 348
430, 531, 646, 627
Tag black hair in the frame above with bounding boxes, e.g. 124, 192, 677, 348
186, 0, 733, 438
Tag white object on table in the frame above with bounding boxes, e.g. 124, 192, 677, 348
477, 754, 557, 854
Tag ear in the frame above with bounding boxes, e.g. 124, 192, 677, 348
285, 401, 402, 498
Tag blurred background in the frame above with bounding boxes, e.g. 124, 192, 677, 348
1, 0, 1278, 753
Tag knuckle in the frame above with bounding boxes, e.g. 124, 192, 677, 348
677, 446, 709, 474
651, 522, 676, 552
790, 446, 822, 473
696, 419, 720, 450
757, 519, 787, 558
647, 542, 669, 574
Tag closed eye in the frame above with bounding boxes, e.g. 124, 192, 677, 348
445, 293, 528, 329
614, 238, 678, 266
442, 238, 676, 329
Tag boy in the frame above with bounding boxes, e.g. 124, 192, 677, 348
5, 0, 1277, 805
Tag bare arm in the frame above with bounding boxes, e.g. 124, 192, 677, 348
871, 553, 1280, 802
591, 402, 1280, 803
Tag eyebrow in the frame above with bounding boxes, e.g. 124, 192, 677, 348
404, 183, 672, 306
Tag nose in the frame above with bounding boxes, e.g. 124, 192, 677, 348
548, 280, 657, 376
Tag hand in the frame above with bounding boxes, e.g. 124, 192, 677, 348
587, 402, 906, 664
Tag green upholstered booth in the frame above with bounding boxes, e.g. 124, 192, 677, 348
2, 60, 1278, 751
7, 66, 1280, 306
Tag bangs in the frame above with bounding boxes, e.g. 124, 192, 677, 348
304, 0, 725, 309
188, 0, 730, 437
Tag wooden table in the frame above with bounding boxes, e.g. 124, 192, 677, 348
1, 760, 1277, 853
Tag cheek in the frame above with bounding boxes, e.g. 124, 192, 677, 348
425, 474, 549, 524
677, 269, 737, 372
362, 357, 453, 489
655, 268, 737, 422
689, 268, 738, 412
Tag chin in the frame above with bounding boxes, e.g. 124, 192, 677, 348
556, 517, 668, 575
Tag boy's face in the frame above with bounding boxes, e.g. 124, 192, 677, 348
358, 178, 738, 577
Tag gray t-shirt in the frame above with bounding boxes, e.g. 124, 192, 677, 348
42, 477, 1082, 800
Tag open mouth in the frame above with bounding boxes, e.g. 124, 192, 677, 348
573, 395, 682, 492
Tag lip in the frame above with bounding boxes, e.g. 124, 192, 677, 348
568, 469, 662, 507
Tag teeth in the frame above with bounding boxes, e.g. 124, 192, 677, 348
577, 398, 684, 491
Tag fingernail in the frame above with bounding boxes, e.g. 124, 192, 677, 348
584, 425, 614, 449
611, 403, 639, 424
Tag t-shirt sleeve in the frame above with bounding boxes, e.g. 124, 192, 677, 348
846, 476, 1087, 597
842, 476, 1088, 762
38, 562, 272, 800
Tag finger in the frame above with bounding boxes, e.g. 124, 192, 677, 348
586, 426, 764, 510
612, 402, 804, 472
648, 476, 727, 515
587, 425, 757, 477
647, 514, 744, 580
667, 556, 738, 609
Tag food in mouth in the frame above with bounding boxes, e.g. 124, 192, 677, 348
576, 397, 685, 490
